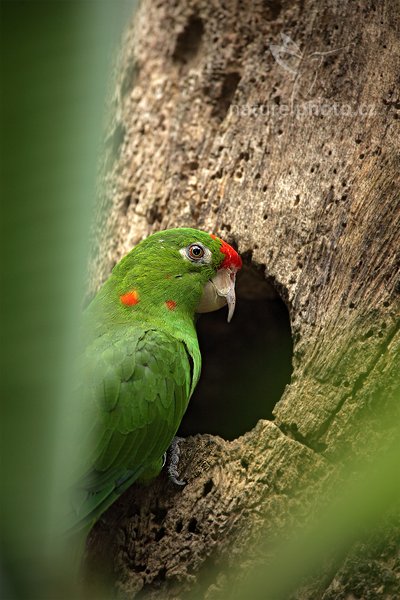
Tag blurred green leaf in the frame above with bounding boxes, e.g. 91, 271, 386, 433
1, 1, 135, 597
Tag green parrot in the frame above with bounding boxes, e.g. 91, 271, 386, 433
68, 227, 242, 537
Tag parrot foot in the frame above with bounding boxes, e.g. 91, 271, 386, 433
167, 437, 186, 486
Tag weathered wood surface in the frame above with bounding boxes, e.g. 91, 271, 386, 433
87, 0, 400, 597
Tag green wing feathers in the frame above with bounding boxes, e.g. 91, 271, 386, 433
68, 326, 193, 532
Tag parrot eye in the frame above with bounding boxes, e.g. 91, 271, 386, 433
180, 243, 211, 264
188, 244, 205, 260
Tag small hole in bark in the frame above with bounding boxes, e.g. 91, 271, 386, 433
154, 527, 166, 541
153, 507, 167, 525
362, 329, 374, 340
263, 0, 282, 20
211, 72, 241, 122
146, 205, 162, 225
188, 517, 200, 533
241, 457, 249, 470
211, 168, 223, 180
155, 567, 166, 582
122, 194, 132, 215
172, 16, 204, 64
178, 253, 293, 440
134, 564, 146, 573
175, 519, 183, 533
203, 479, 214, 496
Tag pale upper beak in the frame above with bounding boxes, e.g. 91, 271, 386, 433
196, 267, 238, 322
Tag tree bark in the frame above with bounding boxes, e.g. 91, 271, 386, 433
86, 0, 400, 597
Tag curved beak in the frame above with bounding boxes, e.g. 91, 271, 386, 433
196, 268, 238, 322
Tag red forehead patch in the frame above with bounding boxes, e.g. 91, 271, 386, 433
211, 234, 242, 270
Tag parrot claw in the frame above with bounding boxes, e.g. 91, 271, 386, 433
167, 437, 186, 486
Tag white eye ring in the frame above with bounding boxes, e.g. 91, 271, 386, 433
180, 244, 212, 264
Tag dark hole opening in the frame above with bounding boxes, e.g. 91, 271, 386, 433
172, 16, 204, 64
178, 258, 293, 440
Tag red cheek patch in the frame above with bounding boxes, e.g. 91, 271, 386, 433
165, 300, 177, 310
120, 290, 139, 306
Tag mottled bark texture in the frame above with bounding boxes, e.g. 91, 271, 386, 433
86, 0, 400, 598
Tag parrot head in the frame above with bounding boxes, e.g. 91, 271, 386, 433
112, 228, 242, 323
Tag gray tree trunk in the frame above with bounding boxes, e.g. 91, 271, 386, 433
85, 0, 400, 597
